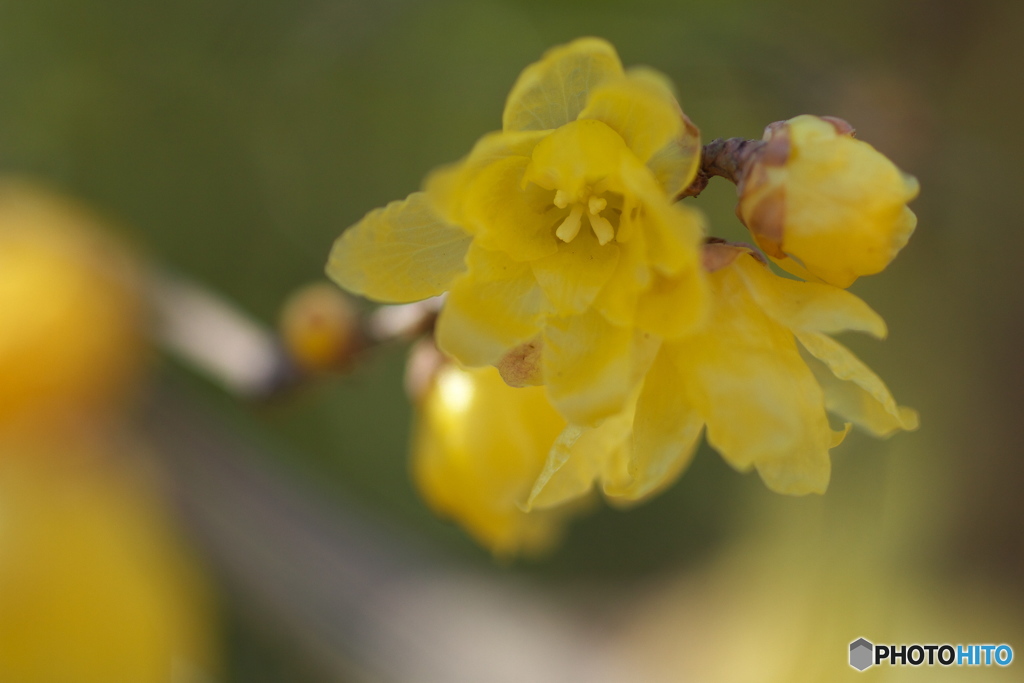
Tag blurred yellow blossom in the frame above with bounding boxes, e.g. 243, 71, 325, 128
329, 37, 708, 425
0, 180, 145, 432
413, 364, 632, 556
737, 115, 919, 288
0, 179, 218, 680
0, 448, 217, 683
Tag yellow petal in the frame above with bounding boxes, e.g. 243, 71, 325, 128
531, 226, 620, 316
523, 119, 630, 200
647, 113, 702, 197
459, 155, 561, 261
797, 331, 919, 436
502, 37, 623, 132
679, 343, 829, 475
633, 264, 708, 340
577, 68, 685, 164
435, 245, 546, 366
527, 406, 636, 510
542, 309, 638, 425
592, 235, 650, 327
610, 350, 702, 502
618, 159, 706, 276
426, 130, 549, 226
668, 261, 833, 481
753, 429, 832, 495
733, 253, 888, 338
326, 192, 471, 303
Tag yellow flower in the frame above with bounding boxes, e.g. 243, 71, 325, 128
0, 180, 145, 431
737, 115, 919, 288
413, 364, 631, 556
0, 446, 217, 683
530, 243, 918, 502
0, 182, 217, 680
328, 38, 707, 425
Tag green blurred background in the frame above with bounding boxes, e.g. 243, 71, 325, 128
2, 0, 1022, 679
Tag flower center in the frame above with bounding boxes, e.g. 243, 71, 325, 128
522, 119, 632, 247
552, 189, 615, 245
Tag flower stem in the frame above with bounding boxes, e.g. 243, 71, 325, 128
677, 137, 765, 199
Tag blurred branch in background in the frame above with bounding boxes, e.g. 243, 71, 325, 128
148, 273, 632, 683
147, 385, 633, 683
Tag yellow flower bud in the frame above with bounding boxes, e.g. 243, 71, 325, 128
737, 115, 919, 288
279, 282, 359, 374
0, 180, 145, 431
412, 365, 572, 556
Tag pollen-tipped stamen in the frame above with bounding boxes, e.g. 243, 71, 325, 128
589, 212, 615, 245
555, 204, 584, 242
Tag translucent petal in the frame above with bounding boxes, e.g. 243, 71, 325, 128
435, 245, 546, 366
426, 130, 549, 226
734, 254, 887, 338
611, 350, 703, 501
797, 331, 919, 436
523, 425, 580, 510
503, 38, 623, 132
578, 68, 684, 163
647, 113, 702, 197
526, 408, 634, 510
542, 309, 636, 425
531, 227, 620, 316
753, 430, 832, 495
326, 192, 472, 303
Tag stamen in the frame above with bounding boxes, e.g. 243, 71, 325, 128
588, 196, 607, 214
553, 190, 570, 209
555, 205, 584, 242
589, 212, 615, 245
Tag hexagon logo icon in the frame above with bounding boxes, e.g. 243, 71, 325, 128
850, 638, 874, 671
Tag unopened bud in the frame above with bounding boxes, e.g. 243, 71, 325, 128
737, 114, 919, 288
279, 282, 359, 374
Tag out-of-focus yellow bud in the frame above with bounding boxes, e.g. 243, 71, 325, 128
0, 180, 144, 430
279, 282, 359, 374
737, 115, 919, 288
412, 364, 573, 557
0, 447, 217, 682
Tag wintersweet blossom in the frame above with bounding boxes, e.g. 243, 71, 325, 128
737, 115, 919, 288
528, 243, 918, 505
412, 364, 631, 556
328, 38, 708, 425
0, 181, 216, 679
0, 180, 144, 428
